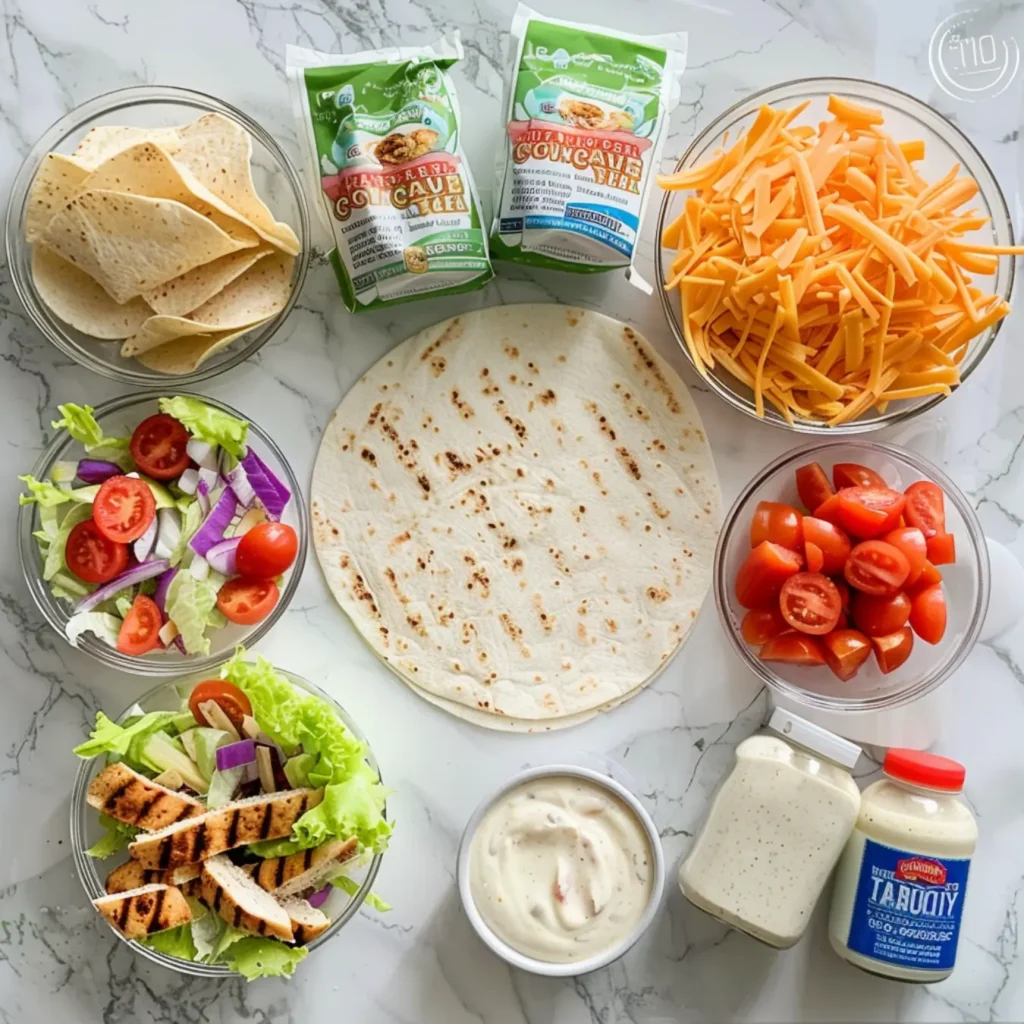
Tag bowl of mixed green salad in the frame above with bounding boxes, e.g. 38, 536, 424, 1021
71, 651, 391, 980
18, 393, 306, 674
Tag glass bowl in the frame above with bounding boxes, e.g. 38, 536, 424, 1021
4, 85, 309, 386
714, 441, 990, 712
17, 391, 307, 676
655, 77, 1015, 434
70, 667, 385, 978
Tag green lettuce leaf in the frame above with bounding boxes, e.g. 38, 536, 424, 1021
18, 475, 93, 508
66, 611, 122, 648
331, 874, 392, 912
51, 403, 130, 452
43, 503, 94, 581
140, 924, 198, 960
221, 650, 391, 856
221, 938, 308, 981
86, 814, 140, 858
74, 710, 176, 761
170, 500, 204, 568
158, 396, 248, 459
165, 573, 218, 655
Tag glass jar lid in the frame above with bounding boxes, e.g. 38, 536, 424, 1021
768, 708, 862, 769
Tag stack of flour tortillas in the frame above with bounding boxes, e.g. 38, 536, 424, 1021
312, 305, 722, 731
26, 113, 300, 374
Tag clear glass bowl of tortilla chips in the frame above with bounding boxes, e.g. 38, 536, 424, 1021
70, 664, 387, 979
5, 85, 309, 385
17, 392, 308, 676
655, 77, 1016, 434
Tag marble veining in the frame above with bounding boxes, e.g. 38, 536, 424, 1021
1, 0, 1023, 1020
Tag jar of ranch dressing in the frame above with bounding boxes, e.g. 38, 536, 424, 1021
829, 749, 976, 982
679, 709, 862, 948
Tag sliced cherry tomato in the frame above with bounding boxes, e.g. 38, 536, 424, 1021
802, 517, 851, 574
92, 475, 156, 543
216, 577, 280, 626
795, 462, 834, 513
836, 486, 906, 539
735, 541, 804, 609
235, 522, 299, 578
116, 595, 163, 656
741, 607, 790, 645
832, 463, 886, 490
926, 533, 956, 566
813, 493, 844, 526
759, 633, 826, 666
65, 519, 129, 583
909, 584, 947, 645
750, 501, 803, 551
805, 541, 824, 573
851, 590, 912, 637
822, 629, 872, 681
910, 560, 943, 592
872, 627, 914, 674
779, 572, 842, 635
844, 540, 911, 596
904, 480, 945, 539
188, 679, 254, 732
883, 527, 927, 587
130, 414, 191, 481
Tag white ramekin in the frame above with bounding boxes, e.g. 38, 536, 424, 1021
456, 763, 665, 977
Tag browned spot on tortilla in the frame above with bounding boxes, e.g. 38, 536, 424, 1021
388, 530, 411, 551
508, 556, 524, 573
616, 514, 629, 529
647, 586, 671, 603
616, 447, 641, 480
499, 613, 531, 658
420, 317, 463, 362
503, 414, 527, 441
450, 388, 475, 420
367, 403, 383, 428
566, 310, 580, 327
351, 572, 380, 618
430, 356, 447, 377
585, 401, 618, 443
623, 326, 682, 414
417, 474, 430, 495
360, 448, 377, 466
467, 567, 491, 598
650, 497, 670, 519
444, 450, 470, 475
576, 621, 588, 642
503, 344, 519, 359
606, 618, 618, 634
532, 594, 555, 634
538, 388, 556, 405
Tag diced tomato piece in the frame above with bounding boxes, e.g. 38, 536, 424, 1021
833, 578, 851, 613
802, 517, 851, 574
749, 501, 803, 551
844, 540, 911, 596
759, 633, 826, 666
904, 480, 945, 539
735, 541, 804, 609
851, 590, 912, 637
805, 541, 824, 573
910, 560, 943, 592
813, 493, 844, 526
116, 595, 163, 656
832, 463, 886, 490
909, 584, 947, 644
740, 607, 790, 645
836, 486, 906, 539
779, 572, 843, 635
926, 533, 956, 566
883, 527, 928, 587
795, 462, 834, 513
822, 629, 873, 680
872, 627, 914, 674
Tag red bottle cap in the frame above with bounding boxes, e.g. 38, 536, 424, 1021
883, 748, 965, 792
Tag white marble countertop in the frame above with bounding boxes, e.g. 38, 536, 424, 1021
2, 0, 1023, 1020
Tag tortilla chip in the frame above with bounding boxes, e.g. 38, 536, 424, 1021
32, 246, 152, 339
42, 189, 252, 304
73, 125, 183, 169
120, 316, 213, 358
26, 154, 89, 243
142, 246, 273, 317
174, 114, 300, 255
81, 142, 260, 245
135, 320, 272, 374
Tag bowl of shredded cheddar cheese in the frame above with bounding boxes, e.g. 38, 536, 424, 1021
655, 77, 1019, 433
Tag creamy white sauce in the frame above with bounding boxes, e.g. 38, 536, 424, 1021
679, 734, 861, 948
469, 776, 653, 963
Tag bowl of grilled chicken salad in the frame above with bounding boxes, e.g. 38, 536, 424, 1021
71, 650, 391, 980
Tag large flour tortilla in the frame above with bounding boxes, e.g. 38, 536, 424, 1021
312, 305, 721, 727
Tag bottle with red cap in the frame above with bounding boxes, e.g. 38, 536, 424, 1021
828, 748, 977, 982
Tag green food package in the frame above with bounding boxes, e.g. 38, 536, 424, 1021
287, 35, 493, 312
490, 5, 687, 290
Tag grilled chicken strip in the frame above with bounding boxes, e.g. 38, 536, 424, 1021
128, 788, 323, 869
279, 897, 330, 944
94, 883, 192, 939
201, 854, 294, 942
242, 837, 358, 896
105, 860, 200, 895
87, 763, 203, 831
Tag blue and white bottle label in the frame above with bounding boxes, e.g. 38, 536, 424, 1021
846, 839, 970, 972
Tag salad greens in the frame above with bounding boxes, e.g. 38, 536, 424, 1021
51, 403, 130, 454
158, 396, 249, 460
76, 651, 390, 981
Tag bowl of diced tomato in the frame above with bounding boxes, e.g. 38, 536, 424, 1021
714, 440, 989, 711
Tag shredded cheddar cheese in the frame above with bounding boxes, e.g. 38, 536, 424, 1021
658, 95, 1023, 425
